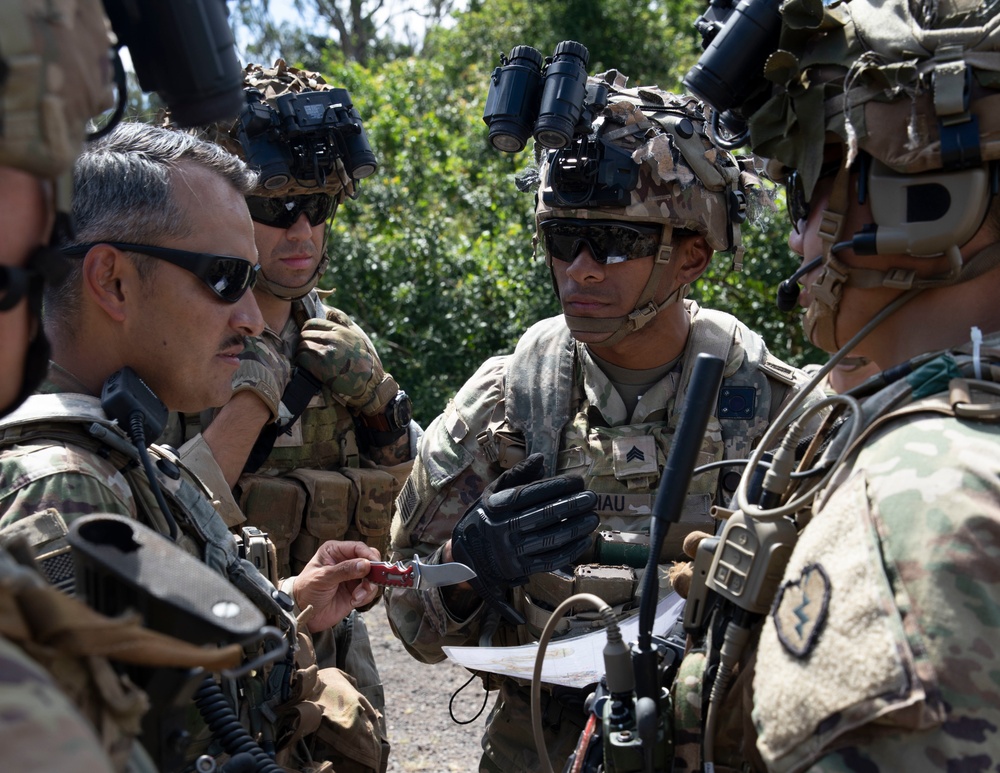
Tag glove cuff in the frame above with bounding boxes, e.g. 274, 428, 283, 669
232, 359, 284, 422
359, 374, 400, 417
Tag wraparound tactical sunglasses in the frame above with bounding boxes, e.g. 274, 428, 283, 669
246, 193, 338, 229
539, 219, 663, 265
0, 245, 70, 311
62, 242, 259, 303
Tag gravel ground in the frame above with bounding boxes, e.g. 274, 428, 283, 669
364, 606, 490, 773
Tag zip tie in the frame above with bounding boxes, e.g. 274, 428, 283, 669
972, 326, 983, 380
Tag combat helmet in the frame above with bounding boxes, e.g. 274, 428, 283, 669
202, 59, 377, 300
532, 70, 767, 347
0, 0, 114, 226
686, 0, 1000, 350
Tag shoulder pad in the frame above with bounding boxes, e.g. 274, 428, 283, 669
0, 393, 112, 431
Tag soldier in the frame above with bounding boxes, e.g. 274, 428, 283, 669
173, 60, 414, 729
0, 1, 120, 769
384, 73, 821, 772
672, 0, 1000, 768
0, 121, 387, 773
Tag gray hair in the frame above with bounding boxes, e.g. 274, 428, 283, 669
46, 122, 258, 335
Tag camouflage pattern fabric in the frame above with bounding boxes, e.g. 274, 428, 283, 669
751, 339, 1000, 771
0, 548, 117, 772
745, 0, 1000, 200
231, 293, 399, 573
0, 0, 114, 194
0, 634, 118, 771
385, 306, 818, 771
0, 369, 139, 530
0, 371, 387, 772
226, 292, 398, 734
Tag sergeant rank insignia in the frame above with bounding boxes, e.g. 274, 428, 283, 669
772, 563, 831, 658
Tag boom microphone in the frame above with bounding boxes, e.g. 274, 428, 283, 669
776, 256, 822, 312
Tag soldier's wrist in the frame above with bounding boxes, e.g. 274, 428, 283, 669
357, 388, 412, 447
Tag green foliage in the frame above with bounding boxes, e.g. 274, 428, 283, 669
425, 0, 702, 88
318, 58, 559, 423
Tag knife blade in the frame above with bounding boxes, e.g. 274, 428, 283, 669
368, 556, 476, 590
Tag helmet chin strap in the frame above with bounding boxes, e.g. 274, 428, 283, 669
254, 226, 331, 301
556, 238, 685, 348
802, 164, 852, 352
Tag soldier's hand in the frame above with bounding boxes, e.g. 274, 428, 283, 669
295, 318, 392, 414
451, 453, 600, 625
294, 540, 381, 633
231, 336, 292, 422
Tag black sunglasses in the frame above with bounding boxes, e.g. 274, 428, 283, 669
245, 193, 338, 229
62, 242, 259, 303
0, 245, 70, 311
539, 219, 663, 265
785, 159, 845, 231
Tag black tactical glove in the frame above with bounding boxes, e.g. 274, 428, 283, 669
451, 453, 600, 625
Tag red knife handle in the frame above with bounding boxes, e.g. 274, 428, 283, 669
368, 562, 415, 588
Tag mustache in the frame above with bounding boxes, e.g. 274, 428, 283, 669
220, 335, 247, 354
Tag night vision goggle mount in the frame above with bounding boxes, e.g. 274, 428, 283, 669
683, 0, 782, 149
482, 41, 646, 209
483, 40, 609, 154
541, 136, 639, 208
236, 87, 378, 193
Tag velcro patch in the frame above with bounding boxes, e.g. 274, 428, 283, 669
772, 563, 831, 658
397, 475, 419, 527
718, 386, 756, 420
612, 435, 657, 479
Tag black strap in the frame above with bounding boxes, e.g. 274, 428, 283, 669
242, 367, 322, 475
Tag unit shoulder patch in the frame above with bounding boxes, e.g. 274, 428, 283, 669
772, 562, 830, 658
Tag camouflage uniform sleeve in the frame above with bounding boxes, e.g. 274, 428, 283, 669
0, 636, 115, 772
753, 414, 1000, 772
383, 356, 509, 663
0, 444, 135, 531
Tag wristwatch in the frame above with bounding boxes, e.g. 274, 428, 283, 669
358, 390, 412, 447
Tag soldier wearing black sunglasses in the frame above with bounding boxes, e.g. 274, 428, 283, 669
0, 122, 392, 773
167, 61, 410, 768
384, 75, 826, 773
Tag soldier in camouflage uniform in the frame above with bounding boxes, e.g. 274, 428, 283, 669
0, 122, 388, 772
0, 1, 119, 769
670, 0, 1000, 769
384, 74, 821, 772
173, 60, 414, 734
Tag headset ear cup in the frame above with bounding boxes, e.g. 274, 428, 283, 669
865, 160, 993, 255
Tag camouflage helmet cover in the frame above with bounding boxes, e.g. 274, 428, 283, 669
536, 70, 769, 270
0, 0, 114, 205
747, 0, 1000, 199
206, 59, 354, 200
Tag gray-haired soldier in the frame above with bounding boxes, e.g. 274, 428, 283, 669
0, 122, 386, 772
384, 71, 822, 772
